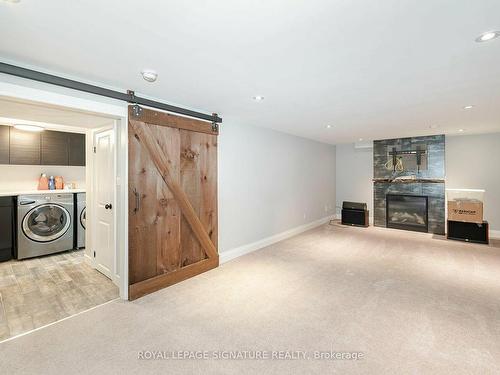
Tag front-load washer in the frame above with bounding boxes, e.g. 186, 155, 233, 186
76, 192, 86, 249
17, 193, 74, 259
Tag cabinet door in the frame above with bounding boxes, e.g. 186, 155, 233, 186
41, 131, 69, 165
9, 127, 41, 165
0, 125, 9, 164
69, 133, 86, 166
0, 197, 13, 261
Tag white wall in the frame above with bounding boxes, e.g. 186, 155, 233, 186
335, 143, 373, 220
218, 123, 336, 254
0, 164, 86, 191
446, 133, 500, 231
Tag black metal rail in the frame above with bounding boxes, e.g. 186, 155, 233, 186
0, 62, 222, 123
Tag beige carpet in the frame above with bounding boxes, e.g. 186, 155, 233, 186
1, 224, 500, 374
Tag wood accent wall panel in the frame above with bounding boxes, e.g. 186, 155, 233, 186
128, 107, 218, 299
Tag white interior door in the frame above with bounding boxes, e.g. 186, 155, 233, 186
93, 127, 115, 279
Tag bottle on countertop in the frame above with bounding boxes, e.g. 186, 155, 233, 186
55, 176, 64, 190
38, 173, 49, 190
48, 176, 55, 190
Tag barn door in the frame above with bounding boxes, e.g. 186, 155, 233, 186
128, 106, 218, 300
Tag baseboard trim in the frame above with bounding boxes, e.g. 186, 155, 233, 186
219, 215, 334, 264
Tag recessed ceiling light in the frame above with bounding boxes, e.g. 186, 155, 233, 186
141, 69, 158, 82
459, 129, 465, 132
252, 95, 264, 101
463, 105, 474, 110
475, 31, 500, 42
326, 125, 332, 129
358, 138, 364, 141
14, 124, 44, 132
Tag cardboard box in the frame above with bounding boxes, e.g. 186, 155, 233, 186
448, 200, 483, 223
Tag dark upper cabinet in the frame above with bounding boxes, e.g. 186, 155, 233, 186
9, 127, 41, 165
41, 130, 69, 165
0, 125, 9, 164
4, 128, 85, 166
68, 133, 86, 166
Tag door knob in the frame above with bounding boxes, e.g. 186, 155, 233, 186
105, 203, 112, 210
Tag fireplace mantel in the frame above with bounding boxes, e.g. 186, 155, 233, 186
373, 178, 445, 184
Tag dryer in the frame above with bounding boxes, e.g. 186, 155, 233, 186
76, 192, 86, 249
17, 193, 74, 259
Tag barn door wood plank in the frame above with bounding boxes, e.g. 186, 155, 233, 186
130, 106, 218, 135
129, 119, 218, 260
129, 257, 218, 300
128, 123, 159, 284
152, 125, 182, 274
180, 130, 204, 266
179, 130, 218, 266
195, 131, 218, 249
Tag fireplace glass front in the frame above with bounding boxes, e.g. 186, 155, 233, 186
386, 194, 428, 232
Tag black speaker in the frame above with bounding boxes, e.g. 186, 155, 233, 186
341, 201, 369, 227
447, 220, 489, 245
343, 201, 367, 211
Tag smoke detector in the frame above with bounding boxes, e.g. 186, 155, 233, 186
141, 69, 158, 83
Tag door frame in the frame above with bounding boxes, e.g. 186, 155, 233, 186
88, 125, 117, 281
0, 76, 129, 299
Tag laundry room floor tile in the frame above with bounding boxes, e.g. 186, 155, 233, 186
0, 250, 118, 341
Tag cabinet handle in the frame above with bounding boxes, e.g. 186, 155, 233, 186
134, 188, 140, 213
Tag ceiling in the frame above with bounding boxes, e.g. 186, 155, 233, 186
1, 0, 500, 144
0, 96, 116, 130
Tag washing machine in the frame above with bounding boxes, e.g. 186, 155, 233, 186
76, 192, 86, 249
17, 193, 74, 259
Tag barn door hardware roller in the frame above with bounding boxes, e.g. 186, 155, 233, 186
211, 113, 219, 132
0, 62, 222, 124
128, 90, 143, 117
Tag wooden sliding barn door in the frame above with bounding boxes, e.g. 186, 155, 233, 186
128, 106, 218, 300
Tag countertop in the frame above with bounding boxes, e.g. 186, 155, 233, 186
0, 189, 86, 197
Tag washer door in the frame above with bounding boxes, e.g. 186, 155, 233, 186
22, 204, 71, 243
80, 207, 86, 229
